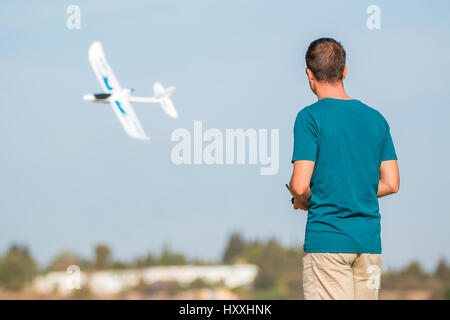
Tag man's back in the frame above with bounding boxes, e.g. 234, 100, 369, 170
292, 98, 397, 254
290, 37, 399, 300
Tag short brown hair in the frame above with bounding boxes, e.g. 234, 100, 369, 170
305, 38, 346, 82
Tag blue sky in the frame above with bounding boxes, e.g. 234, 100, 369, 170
0, 0, 449, 271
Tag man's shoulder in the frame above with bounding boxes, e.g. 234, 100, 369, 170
355, 100, 390, 127
355, 99, 383, 115
296, 100, 322, 117
303, 99, 324, 110
296, 99, 389, 125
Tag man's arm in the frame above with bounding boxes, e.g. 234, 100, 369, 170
289, 160, 315, 210
378, 160, 400, 198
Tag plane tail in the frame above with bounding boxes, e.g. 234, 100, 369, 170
153, 82, 178, 118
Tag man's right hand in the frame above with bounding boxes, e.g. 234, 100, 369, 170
293, 196, 308, 211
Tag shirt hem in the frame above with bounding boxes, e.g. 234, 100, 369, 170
291, 157, 316, 163
304, 246, 382, 254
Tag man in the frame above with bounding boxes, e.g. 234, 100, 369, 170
289, 38, 399, 300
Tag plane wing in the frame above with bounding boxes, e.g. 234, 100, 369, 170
109, 98, 149, 140
88, 41, 121, 92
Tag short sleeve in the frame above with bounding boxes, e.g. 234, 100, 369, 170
292, 110, 319, 162
381, 124, 397, 161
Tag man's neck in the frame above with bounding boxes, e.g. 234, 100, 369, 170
315, 81, 352, 100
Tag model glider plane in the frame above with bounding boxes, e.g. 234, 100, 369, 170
83, 41, 178, 140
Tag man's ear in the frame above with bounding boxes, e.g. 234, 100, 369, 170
342, 66, 348, 80
306, 68, 317, 94
306, 68, 315, 81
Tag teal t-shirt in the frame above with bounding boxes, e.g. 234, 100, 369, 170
292, 98, 397, 254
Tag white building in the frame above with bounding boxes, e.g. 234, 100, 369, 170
32, 264, 258, 296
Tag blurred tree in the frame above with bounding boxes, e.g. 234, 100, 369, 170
254, 238, 287, 289
238, 241, 264, 263
189, 278, 209, 289
222, 232, 246, 264
166, 281, 183, 297
71, 286, 92, 299
111, 261, 127, 270
382, 261, 430, 290
135, 252, 157, 268
283, 247, 303, 299
434, 259, 450, 283
158, 245, 186, 266
443, 288, 450, 300
400, 261, 425, 278
0, 244, 37, 291
94, 244, 112, 269
48, 250, 80, 271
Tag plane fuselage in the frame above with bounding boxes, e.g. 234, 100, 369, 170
83, 88, 132, 103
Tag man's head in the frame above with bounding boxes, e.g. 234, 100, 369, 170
305, 38, 347, 94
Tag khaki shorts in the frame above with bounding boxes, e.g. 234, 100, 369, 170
303, 252, 382, 300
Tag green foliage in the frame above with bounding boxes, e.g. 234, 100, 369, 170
222, 233, 303, 299
111, 261, 127, 270
0, 244, 37, 291
189, 278, 210, 289
222, 232, 246, 264
158, 245, 186, 266
165, 281, 184, 297
434, 259, 450, 282
382, 261, 431, 290
400, 261, 425, 278
134, 253, 157, 268
48, 250, 80, 271
70, 286, 92, 299
252, 288, 288, 300
0, 235, 449, 300
443, 288, 450, 300
254, 239, 288, 289
133, 247, 190, 268
94, 244, 112, 269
